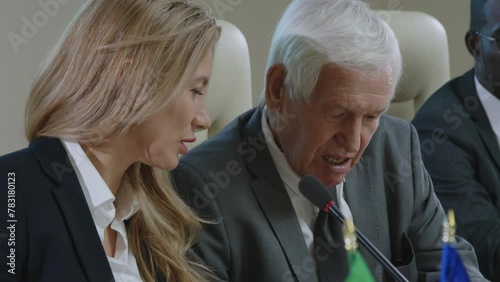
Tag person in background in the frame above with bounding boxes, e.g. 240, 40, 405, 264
172, 0, 485, 281
0, 0, 220, 281
413, 0, 500, 280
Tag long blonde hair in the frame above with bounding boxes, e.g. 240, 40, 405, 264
25, 0, 220, 281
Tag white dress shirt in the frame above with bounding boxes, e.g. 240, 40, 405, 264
62, 140, 142, 282
475, 76, 500, 148
261, 107, 353, 257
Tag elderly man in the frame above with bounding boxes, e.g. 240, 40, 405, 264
413, 0, 500, 280
173, 0, 485, 281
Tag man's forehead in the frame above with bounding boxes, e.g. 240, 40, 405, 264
321, 64, 392, 80
309, 70, 392, 109
318, 65, 392, 90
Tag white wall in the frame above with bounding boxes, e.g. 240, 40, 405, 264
0, 0, 87, 155
206, 0, 292, 104
0, 0, 471, 155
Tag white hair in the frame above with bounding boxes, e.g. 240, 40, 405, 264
264, 0, 402, 101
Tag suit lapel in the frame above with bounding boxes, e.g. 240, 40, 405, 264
251, 178, 316, 282
345, 156, 389, 281
243, 107, 317, 282
30, 138, 114, 282
475, 119, 500, 170
458, 70, 500, 171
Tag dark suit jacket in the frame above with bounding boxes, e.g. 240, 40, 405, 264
172, 105, 485, 282
0, 138, 123, 282
413, 69, 500, 281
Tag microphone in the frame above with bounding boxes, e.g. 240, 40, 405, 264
299, 175, 408, 282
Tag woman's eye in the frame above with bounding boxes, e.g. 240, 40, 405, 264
191, 89, 204, 96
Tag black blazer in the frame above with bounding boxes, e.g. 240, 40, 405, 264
413, 69, 500, 281
0, 137, 116, 282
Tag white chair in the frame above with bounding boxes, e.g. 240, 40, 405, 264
189, 19, 252, 149
376, 11, 451, 122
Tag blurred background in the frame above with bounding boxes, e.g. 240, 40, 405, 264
0, 0, 472, 155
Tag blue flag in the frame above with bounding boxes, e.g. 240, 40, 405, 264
440, 243, 470, 282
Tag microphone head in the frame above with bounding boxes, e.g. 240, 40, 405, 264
298, 175, 334, 209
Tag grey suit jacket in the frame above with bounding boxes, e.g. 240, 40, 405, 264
172, 106, 485, 282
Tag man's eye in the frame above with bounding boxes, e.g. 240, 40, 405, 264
330, 111, 346, 118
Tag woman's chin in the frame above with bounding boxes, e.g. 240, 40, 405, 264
145, 157, 179, 171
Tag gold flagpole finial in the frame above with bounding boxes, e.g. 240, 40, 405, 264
343, 217, 358, 252
442, 209, 456, 243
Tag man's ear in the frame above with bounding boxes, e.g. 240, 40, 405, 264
465, 31, 481, 58
265, 64, 287, 111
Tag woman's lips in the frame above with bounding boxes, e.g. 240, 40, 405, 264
180, 138, 196, 155
180, 142, 188, 155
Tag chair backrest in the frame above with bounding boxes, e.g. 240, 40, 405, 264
189, 20, 252, 148
376, 11, 450, 121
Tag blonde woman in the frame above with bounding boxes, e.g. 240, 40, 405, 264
0, 0, 220, 281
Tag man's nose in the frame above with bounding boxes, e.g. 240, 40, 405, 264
334, 119, 361, 153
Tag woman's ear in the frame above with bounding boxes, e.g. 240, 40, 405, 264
465, 31, 481, 58
265, 64, 287, 111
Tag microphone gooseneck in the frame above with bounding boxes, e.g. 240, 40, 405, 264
298, 175, 409, 282
299, 175, 334, 208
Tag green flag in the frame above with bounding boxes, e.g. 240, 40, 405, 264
345, 250, 375, 282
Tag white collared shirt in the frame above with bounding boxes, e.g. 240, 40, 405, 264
475, 76, 500, 148
261, 107, 353, 257
62, 140, 143, 282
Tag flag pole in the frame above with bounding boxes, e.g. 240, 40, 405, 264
442, 210, 456, 244
440, 209, 470, 282
343, 217, 358, 252
343, 218, 376, 282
